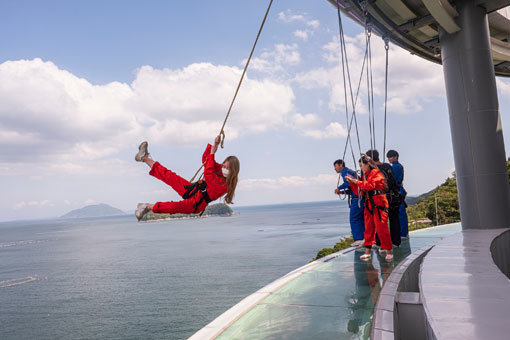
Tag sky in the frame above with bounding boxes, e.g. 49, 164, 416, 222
2, 0, 510, 221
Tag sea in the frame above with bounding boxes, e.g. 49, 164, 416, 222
0, 200, 351, 340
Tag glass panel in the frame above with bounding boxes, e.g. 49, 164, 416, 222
216, 223, 462, 339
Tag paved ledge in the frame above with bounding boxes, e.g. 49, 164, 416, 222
420, 228, 510, 340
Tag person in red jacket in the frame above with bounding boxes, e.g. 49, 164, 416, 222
346, 155, 393, 261
134, 135, 240, 220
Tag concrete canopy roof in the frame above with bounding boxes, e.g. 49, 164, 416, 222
327, 0, 510, 76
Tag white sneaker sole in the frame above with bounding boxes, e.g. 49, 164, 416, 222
135, 141, 149, 162
135, 203, 150, 221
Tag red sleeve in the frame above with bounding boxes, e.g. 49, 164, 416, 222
356, 170, 384, 191
203, 144, 222, 175
202, 144, 212, 164
204, 152, 217, 175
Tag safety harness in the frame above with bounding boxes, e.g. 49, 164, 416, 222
182, 179, 213, 214
365, 189, 389, 221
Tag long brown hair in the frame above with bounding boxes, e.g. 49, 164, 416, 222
224, 155, 240, 204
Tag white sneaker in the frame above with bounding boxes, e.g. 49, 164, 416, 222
135, 203, 150, 221
360, 253, 371, 261
385, 254, 394, 261
378, 248, 386, 256
135, 141, 150, 162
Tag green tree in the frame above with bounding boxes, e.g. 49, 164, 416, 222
408, 161, 510, 225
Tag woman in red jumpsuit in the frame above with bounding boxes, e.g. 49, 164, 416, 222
134, 135, 240, 220
346, 156, 393, 261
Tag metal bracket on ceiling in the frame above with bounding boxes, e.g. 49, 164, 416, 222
399, 14, 436, 33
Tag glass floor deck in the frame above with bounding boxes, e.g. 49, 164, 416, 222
215, 223, 462, 339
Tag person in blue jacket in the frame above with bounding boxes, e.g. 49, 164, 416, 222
334, 159, 365, 246
386, 150, 409, 238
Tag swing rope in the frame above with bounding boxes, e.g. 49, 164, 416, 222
337, 5, 363, 165
336, 2, 367, 200
383, 37, 390, 161
366, 23, 374, 151
368, 24, 376, 151
336, 3, 391, 201
189, 0, 274, 182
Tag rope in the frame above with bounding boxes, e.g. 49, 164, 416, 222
368, 25, 376, 151
383, 37, 390, 162
366, 24, 374, 151
218, 0, 274, 148
337, 5, 363, 163
341, 48, 368, 160
336, 3, 366, 206
189, 0, 274, 182
337, 6, 356, 168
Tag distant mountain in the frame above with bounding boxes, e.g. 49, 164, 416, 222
406, 189, 434, 206
61, 203, 126, 219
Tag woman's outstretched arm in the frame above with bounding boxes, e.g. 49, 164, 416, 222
211, 135, 221, 155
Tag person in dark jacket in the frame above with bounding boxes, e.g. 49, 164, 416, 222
365, 150, 401, 247
387, 149, 409, 239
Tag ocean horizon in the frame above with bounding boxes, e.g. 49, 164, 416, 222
0, 200, 351, 339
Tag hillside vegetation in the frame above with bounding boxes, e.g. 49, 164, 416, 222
407, 161, 510, 225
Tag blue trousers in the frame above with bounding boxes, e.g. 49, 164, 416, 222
399, 202, 409, 237
350, 198, 365, 241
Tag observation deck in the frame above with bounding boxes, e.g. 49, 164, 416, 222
190, 224, 462, 339
327, 0, 510, 76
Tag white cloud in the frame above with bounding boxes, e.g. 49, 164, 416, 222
307, 20, 320, 30
239, 173, 337, 190
278, 11, 306, 23
0, 59, 296, 174
294, 30, 309, 41
497, 78, 510, 97
249, 44, 301, 73
289, 113, 347, 139
290, 113, 322, 129
303, 122, 348, 139
278, 10, 320, 31
84, 199, 97, 205
14, 200, 54, 209
294, 34, 445, 115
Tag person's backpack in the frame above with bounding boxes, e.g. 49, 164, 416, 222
377, 163, 403, 209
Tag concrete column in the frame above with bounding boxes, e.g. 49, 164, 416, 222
439, 0, 510, 229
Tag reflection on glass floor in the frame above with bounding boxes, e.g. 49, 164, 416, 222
216, 223, 461, 339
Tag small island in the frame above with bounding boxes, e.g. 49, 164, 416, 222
61, 203, 126, 219
141, 203, 234, 222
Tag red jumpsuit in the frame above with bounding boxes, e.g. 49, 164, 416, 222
149, 144, 228, 215
352, 168, 392, 251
